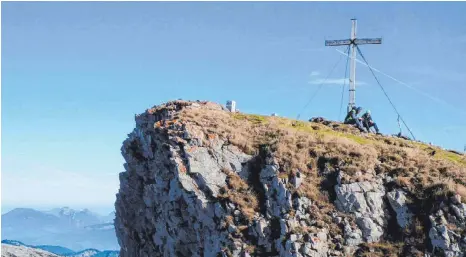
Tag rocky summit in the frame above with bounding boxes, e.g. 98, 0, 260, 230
114, 100, 466, 257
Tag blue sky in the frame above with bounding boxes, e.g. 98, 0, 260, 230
2, 2, 466, 213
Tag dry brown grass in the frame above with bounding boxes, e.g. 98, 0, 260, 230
225, 215, 234, 225
456, 184, 466, 201
413, 217, 424, 236
426, 179, 457, 199
396, 176, 412, 188
357, 242, 404, 257
218, 168, 258, 222
177, 104, 466, 211
244, 245, 256, 254
292, 225, 312, 235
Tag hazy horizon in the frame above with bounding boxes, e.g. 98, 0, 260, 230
1, 204, 116, 216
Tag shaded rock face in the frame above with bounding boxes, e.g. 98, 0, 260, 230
260, 156, 292, 219
386, 189, 413, 229
115, 101, 466, 257
428, 199, 466, 257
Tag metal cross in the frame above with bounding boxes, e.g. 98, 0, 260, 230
325, 19, 382, 112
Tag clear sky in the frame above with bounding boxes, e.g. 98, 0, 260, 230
2, 2, 466, 213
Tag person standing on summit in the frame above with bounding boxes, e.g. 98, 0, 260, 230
344, 106, 366, 132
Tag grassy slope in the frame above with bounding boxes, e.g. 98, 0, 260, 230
180, 107, 465, 202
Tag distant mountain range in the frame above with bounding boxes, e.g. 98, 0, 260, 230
1, 239, 75, 255
2, 243, 59, 257
1, 240, 119, 257
1, 207, 119, 251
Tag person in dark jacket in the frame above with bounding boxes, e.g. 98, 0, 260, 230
361, 110, 381, 134
344, 106, 366, 132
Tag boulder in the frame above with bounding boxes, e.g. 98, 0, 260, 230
387, 189, 413, 228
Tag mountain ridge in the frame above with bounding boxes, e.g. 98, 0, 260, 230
1, 240, 119, 257
115, 100, 466, 256
1, 207, 118, 251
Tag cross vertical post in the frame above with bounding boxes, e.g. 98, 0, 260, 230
349, 19, 357, 113
325, 19, 382, 113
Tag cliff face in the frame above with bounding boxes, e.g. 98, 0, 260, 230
115, 100, 466, 257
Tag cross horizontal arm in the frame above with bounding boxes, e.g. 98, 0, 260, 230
325, 39, 351, 46
354, 38, 382, 45
325, 38, 382, 46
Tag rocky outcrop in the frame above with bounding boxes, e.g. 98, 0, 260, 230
114, 101, 332, 257
260, 156, 292, 219
116, 102, 249, 256
115, 100, 466, 257
386, 189, 413, 228
428, 196, 466, 257
334, 171, 385, 244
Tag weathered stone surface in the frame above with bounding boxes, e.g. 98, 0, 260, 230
356, 217, 383, 243
451, 203, 466, 221
451, 194, 462, 205
186, 146, 227, 197
428, 202, 466, 257
116, 102, 239, 257
260, 161, 292, 218
302, 230, 329, 257
387, 189, 413, 228
343, 219, 362, 247
430, 225, 451, 250
334, 172, 385, 243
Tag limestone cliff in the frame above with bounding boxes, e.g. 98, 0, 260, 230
115, 100, 466, 257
